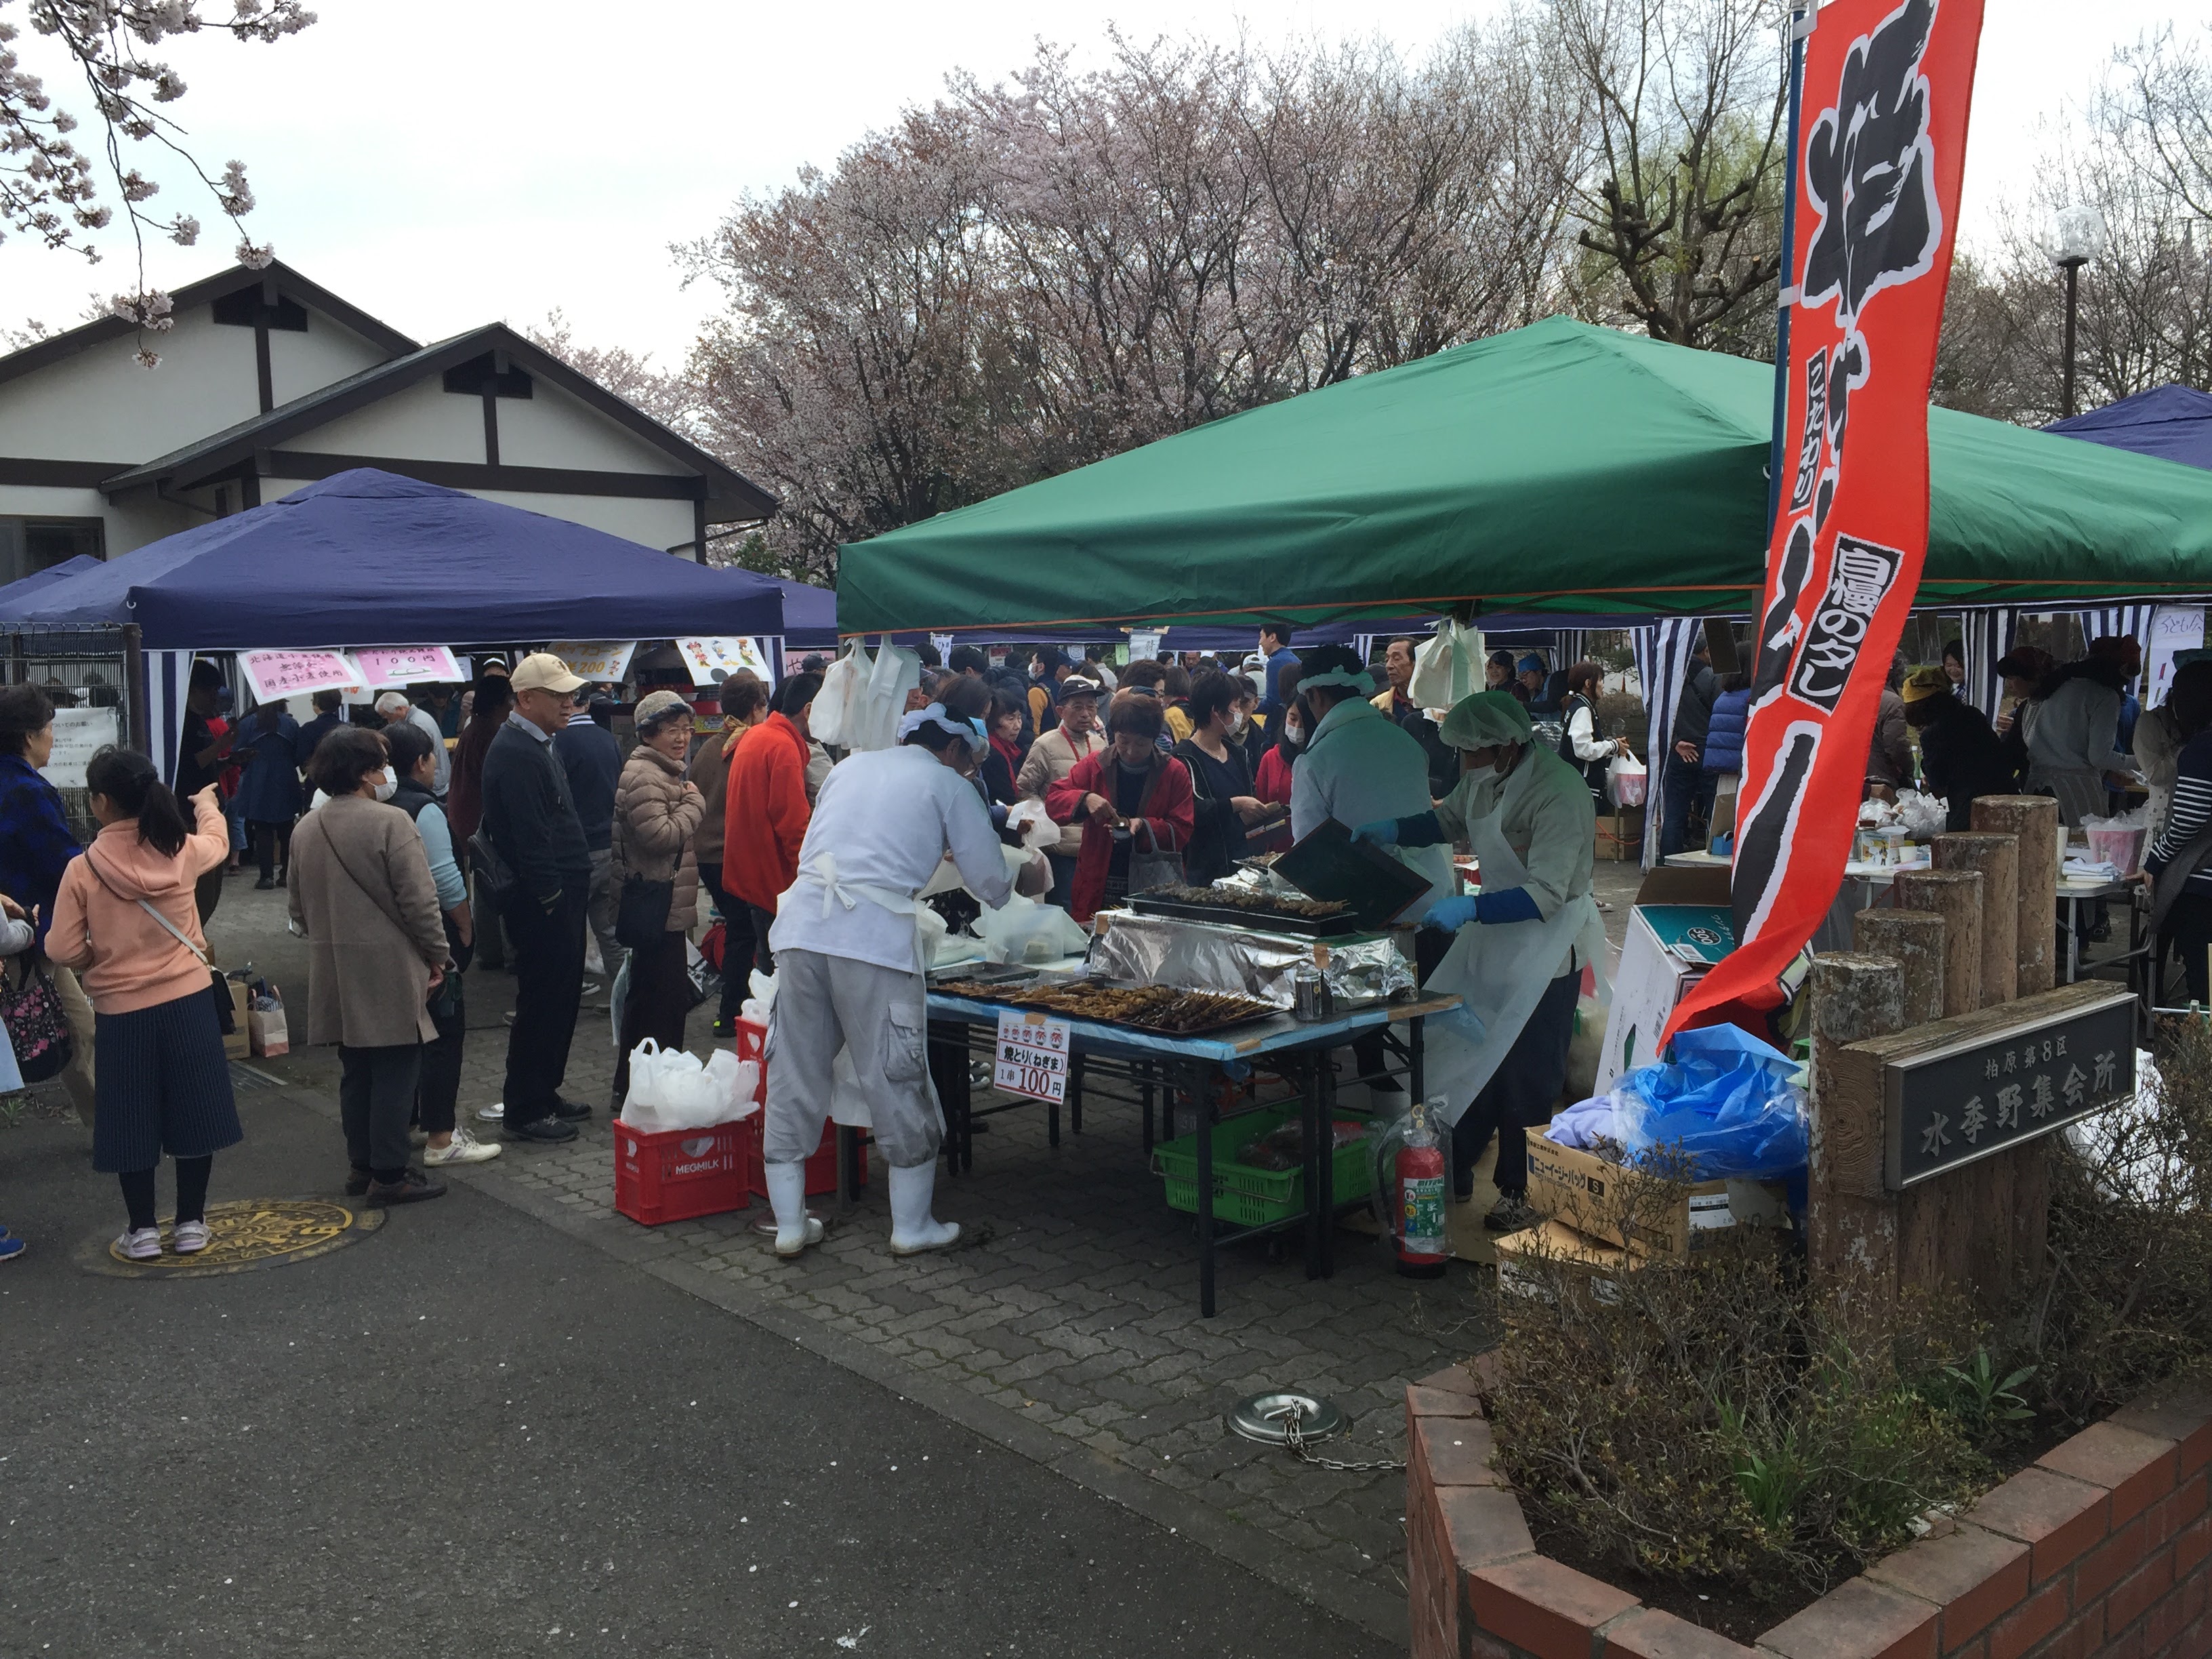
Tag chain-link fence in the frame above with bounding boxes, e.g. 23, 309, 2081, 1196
3, 621, 144, 843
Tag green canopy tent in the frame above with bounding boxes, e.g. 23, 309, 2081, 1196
836, 316, 2212, 636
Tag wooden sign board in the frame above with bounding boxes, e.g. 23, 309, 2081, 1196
1870, 984, 2134, 1191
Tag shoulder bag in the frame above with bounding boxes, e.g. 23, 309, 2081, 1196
79, 857, 232, 1033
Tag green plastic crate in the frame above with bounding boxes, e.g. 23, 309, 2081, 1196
1151, 1106, 1374, 1229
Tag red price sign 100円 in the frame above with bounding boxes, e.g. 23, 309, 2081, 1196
994, 1008, 1070, 1104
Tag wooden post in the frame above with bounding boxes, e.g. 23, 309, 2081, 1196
1808, 954, 1906, 1303
1972, 796, 2062, 996
1852, 909, 1946, 1026
1934, 833, 2021, 1008
1893, 869, 1985, 1019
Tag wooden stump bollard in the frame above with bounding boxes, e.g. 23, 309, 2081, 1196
1934, 833, 2020, 1008
1893, 869, 1985, 1018
1971, 796, 2062, 996
1851, 909, 1946, 1026
1807, 954, 1906, 1302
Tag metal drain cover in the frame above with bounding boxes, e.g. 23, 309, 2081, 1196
1227, 1391, 1346, 1446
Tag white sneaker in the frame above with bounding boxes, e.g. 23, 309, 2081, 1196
424, 1126, 502, 1166
170, 1219, 211, 1254
115, 1226, 161, 1261
476, 1102, 506, 1122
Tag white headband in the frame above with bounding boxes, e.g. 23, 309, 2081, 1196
897, 701, 989, 754
1298, 666, 1375, 696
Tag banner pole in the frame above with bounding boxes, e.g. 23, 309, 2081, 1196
1764, 4, 1813, 537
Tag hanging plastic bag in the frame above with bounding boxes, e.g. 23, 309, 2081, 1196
620, 1040, 750, 1131
1409, 619, 1483, 711
1606, 752, 1648, 807
808, 640, 872, 748
847, 642, 922, 753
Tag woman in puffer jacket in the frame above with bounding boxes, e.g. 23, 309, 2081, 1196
610, 690, 705, 1110
1700, 677, 1753, 778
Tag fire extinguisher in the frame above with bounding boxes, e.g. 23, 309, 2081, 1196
1396, 1097, 1448, 1279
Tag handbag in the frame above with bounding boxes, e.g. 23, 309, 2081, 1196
468, 829, 519, 909
616, 873, 674, 949
1126, 819, 1182, 894
1, 951, 73, 1083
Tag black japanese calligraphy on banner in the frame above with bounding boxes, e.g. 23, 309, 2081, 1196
1883, 990, 2135, 1189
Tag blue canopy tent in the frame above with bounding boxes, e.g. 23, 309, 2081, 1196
0, 553, 105, 620
2046, 386, 2212, 472
10, 468, 785, 780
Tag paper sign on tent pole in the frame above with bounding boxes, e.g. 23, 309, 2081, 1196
552, 641, 640, 683
2144, 607, 2204, 708
675, 636, 773, 686
352, 646, 463, 689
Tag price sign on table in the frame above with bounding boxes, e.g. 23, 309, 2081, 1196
994, 1008, 1070, 1103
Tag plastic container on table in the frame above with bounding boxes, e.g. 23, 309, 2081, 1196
732, 1018, 867, 1199
1151, 1105, 1372, 1228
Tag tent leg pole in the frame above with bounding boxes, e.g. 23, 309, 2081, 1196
124, 623, 149, 759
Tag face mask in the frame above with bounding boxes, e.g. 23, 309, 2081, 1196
1230, 714, 1248, 737
1283, 721, 1304, 746
372, 772, 398, 802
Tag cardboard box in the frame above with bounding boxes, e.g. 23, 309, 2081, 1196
1595, 903, 1736, 1093
1491, 1218, 1637, 1302
1595, 806, 1645, 861
220, 977, 250, 1061
1525, 1134, 1788, 1261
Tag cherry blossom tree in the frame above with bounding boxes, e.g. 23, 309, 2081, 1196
2, 0, 313, 362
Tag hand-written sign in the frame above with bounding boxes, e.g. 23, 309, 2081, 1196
38, 705, 119, 790
239, 649, 359, 703
675, 637, 772, 687
552, 640, 639, 683
994, 1008, 1071, 1104
1884, 988, 2135, 1189
353, 645, 462, 688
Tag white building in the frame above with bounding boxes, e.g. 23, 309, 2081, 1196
0, 260, 773, 583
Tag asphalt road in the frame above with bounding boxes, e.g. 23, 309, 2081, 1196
1, 1092, 1394, 1659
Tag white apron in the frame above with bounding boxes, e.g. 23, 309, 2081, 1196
787, 851, 944, 1132
1418, 772, 1611, 1127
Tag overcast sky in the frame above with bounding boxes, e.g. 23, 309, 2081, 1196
0, 0, 2187, 368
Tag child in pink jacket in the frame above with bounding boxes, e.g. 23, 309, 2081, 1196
47, 747, 241, 1261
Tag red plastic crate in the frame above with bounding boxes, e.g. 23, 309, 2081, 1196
733, 1019, 866, 1198
613, 1118, 750, 1226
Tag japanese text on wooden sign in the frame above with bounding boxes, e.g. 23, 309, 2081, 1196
1884, 989, 2134, 1189
994, 1008, 1070, 1104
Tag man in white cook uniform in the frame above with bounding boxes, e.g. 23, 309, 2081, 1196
762, 684, 1050, 1258
1355, 691, 1605, 1232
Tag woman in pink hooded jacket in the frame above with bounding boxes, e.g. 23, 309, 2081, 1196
47, 747, 241, 1261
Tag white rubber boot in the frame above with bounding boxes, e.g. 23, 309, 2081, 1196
765, 1162, 823, 1258
887, 1162, 960, 1256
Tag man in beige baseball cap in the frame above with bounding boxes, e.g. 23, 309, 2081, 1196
480, 651, 594, 1142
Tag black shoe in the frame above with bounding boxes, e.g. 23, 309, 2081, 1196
364, 1168, 447, 1205
254, 876, 276, 890
712, 1016, 735, 1040
1482, 1195, 1538, 1234
552, 1097, 592, 1122
344, 1166, 371, 1196
506, 1116, 579, 1144
276, 869, 287, 888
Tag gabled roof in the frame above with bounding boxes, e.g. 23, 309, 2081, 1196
104, 321, 777, 521
0, 259, 419, 385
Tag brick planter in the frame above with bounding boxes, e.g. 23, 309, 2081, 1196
1407, 1366, 2211, 1659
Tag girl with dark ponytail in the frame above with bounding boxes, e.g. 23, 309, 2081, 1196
47, 745, 241, 1261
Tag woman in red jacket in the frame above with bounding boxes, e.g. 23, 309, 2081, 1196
1046, 691, 1195, 923
723, 671, 821, 975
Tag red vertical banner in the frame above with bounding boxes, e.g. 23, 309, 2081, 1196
1669, 0, 1985, 1038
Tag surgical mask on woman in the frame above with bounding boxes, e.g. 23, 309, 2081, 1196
371, 769, 398, 802
1282, 718, 1304, 746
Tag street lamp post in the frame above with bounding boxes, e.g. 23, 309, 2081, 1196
2054, 205, 2106, 419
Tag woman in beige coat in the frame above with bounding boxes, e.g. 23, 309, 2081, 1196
289, 727, 453, 1205
1015, 674, 1106, 908
612, 690, 706, 1109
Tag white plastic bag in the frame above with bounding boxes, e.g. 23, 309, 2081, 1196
1409, 619, 1483, 710
808, 641, 872, 748
1606, 752, 1647, 808
974, 893, 1091, 966
739, 966, 776, 1029
1893, 789, 1948, 843
620, 1040, 750, 1131
846, 642, 921, 753
1005, 798, 1059, 851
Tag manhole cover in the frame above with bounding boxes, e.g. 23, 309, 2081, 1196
83, 1197, 383, 1279
1227, 1391, 1347, 1446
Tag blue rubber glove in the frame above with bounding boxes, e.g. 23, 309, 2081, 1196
1351, 818, 1399, 848
1420, 894, 1480, 933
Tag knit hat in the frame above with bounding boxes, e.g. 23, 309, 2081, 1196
1901, 667, 1951, 705
634, 689, 695, 731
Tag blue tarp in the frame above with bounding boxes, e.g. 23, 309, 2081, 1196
2046, 385, 2212, 473
0, 554, 104, 623
7, 469, 785, 649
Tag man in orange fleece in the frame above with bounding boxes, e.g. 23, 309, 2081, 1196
722, 670, 820, 973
